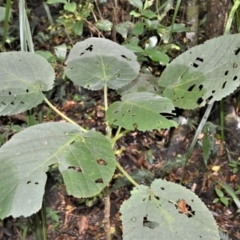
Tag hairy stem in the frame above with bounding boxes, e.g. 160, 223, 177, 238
43, 97, 87, 132
103, 186, 111, 240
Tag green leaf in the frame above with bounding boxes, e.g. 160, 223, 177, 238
120, 179, 220, 239
117, 73, 163, 96
131, 22, 144, 35
202, 135, 213, 166
95, 20, 113, 31
115, 21, 133, 39
0, 52, 54, 115
217, 181, 240, 210
141, 9, 155, 18
145, 49, 170, 65
159, 34, 240, 109
220, 197, 229, 207
0, 122, 116, 219
106, 92, 177, 131
215, 188, 224, 198
123, 43, 144, 53
47, 0, 67, 3
72, 21, 83, 36
65, 38, 140, 90
130, 10, 142, 17
129, 0, 143, 10
64, 2, 76, 12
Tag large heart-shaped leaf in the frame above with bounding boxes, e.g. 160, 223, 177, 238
159, 34, 240, 109
0, 122, 116, 219
65, 38, 140, 90
106, 92, 177, 131
121, 179, 219, 239
117, 73, 163, 96
0, 52, 54, 115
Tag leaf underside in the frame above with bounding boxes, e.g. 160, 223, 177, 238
106, 92, 177, 131
0, 122, 116, 219
0, 52, 54, 115
159, 34, 240, 109
65, 37, 140, 90
121, 179, 220, 240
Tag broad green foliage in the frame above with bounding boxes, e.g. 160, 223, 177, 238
121, 179, 219, 240
106, 92, 177, 131
117, 73, 162, 95
0, 52, 55, 115
65, 38, 140, 90
159, 34, 240, 109
0, 122, 116, 218
2, 35, 239, 239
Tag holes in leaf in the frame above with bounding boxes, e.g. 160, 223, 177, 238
212, 90, 215, 94
113, 110, 119, 113
95, 178, 103, 183
206, 95, 213, 102
127, 109, 131, 112
132, 114, 136, 116
176, 199, 195, 218
198, 85, 203, 91
26, 89, 29, 93
143, 216, 159, 229
121, 55, 131, 61
188, 85, 195, 92
11, 101, 15, 105
9, 91, 11, 95
196, 57, 203, 62
68, 166, 82, 172
233, 62, 238, 68
79, 52, 85, 56
26, 181, 39, 185
224, 70, 229, 76
20, 101, 24, 104
160, 187, 165, 190
86, 45, 93, 51
234, 47, 240, 55
154, 195, 160, 200
197, 97, 203, 105
1, 102, 6, 105
222, 81, 227, 89
96, 159, 107, 165
191, 57, 204, 68
70, 141, 75, 145
233, 76, 238, 81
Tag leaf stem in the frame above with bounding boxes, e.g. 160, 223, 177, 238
116, 161, 139, 186
43, 97, 87, 132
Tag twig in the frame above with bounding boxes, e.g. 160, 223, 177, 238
103, 186, 111, 240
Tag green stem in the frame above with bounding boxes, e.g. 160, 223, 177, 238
116, 161, 138, 186
220, 100, 225, 142
181, 103, 214, 181
43, 97, 87, 132
2, 0, 11, 45
103, 84, 112, 138
224, 0, 240, 35
170, 0, 181, 39
111, 128, 131, 148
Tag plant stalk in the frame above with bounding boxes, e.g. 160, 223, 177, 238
43, 97, 87, 132
103, 186, 111, 240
